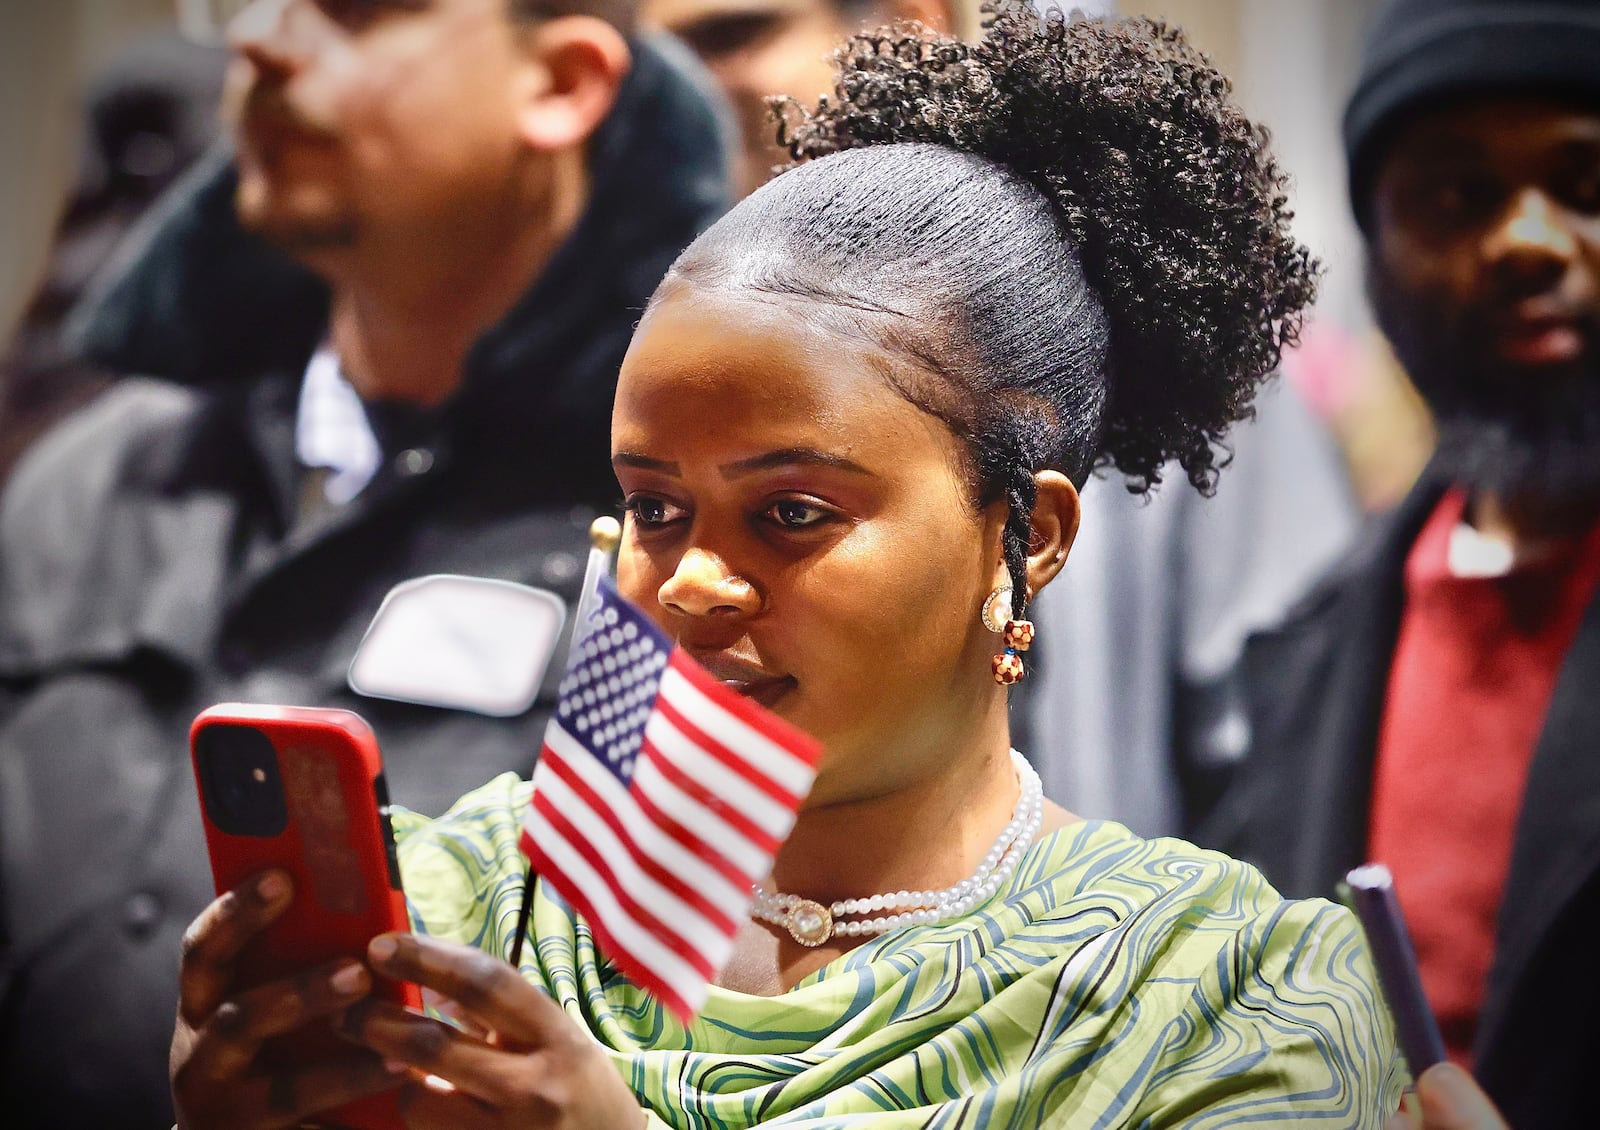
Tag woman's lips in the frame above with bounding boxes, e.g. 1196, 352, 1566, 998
723, 677, 797, 709
691, 655, 796, 709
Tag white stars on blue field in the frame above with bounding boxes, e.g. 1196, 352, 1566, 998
554, 582, 672, 781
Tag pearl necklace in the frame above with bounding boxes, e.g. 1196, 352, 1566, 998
750, 750, 1044, 947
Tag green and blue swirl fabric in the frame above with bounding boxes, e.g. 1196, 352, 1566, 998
394, 773, 1405, 1128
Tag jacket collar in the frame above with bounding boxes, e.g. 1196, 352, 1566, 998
1207, 467, 1450, 898
1475, 533, 1600, 1094
1224, 463, 1600, 1116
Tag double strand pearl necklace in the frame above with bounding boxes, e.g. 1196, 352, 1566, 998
750, 750, 1044, 947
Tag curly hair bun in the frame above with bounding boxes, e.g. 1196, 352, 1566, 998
777, 0, 1319, 493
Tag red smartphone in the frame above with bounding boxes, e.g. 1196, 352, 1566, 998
190, 703, 422, 1130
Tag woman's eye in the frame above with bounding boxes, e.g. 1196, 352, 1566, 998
626, 496, 683, 526
767, 499, 832, 529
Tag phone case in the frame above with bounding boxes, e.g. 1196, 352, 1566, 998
191, 703, 421, 1130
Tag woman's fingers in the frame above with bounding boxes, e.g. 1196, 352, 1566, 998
421, 984, 491, 1039
343, 999, 554, 1110
1383, 1065, 1511, 1130
178, 870, 293, 1025
231, 1050, 405, 1129
366, 933, 565, 1048
354, 936, 643, 1126
396, 1073, 502, 1130
187, 958, 373, 1082
173, 952, 381, 1129
171, 872, 415, 1130
1413, 1064, 1510, 1130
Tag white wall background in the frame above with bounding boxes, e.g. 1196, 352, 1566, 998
1114, 0, 1382, 333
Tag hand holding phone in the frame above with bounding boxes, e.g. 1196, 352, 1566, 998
183, 703, 421, 1130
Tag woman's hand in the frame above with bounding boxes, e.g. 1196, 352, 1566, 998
170, 870, 404, 1129
1384, 1064, 1511, 1130
342, 932, 645, 1129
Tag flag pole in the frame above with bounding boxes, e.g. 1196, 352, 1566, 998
508, 514, 622, 969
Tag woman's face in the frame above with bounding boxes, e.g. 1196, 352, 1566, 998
611, 283, 1012, 804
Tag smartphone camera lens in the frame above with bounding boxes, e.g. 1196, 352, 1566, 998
196, 724, 288, 837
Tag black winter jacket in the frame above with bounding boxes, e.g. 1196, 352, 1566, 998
0, 38, 729, 1128
1202, 470, 1600, 1130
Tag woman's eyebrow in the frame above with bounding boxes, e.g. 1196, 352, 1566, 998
720, 449, 874, 478
612, 452, 680, 474
612, 449, 875, 478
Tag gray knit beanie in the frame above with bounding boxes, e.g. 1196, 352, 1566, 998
1344, 0, 1600, 230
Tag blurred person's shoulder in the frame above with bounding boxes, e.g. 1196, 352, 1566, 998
0, 376, 203, 555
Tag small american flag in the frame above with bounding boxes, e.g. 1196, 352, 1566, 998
519, 577, 823, 1019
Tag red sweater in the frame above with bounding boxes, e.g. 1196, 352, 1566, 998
1369, 489, 1600, 1066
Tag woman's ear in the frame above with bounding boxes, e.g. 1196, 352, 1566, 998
1022, 470, 1080, 603
513, 16, 632, 153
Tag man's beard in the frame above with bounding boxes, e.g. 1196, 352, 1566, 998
1369, 264, 1600, 504
233, 170, 360, 256
230, 83, 360, 255
243, 210, 361, 255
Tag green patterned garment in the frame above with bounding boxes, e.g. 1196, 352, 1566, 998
393, 773, 1405, 1128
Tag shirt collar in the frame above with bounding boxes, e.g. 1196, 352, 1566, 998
294, 344, 380, 506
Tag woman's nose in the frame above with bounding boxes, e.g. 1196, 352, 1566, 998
657, 549, 759, 619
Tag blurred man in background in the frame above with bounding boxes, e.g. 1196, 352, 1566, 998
644, 0, 957, 196
1207, 0, 1600, 1124
0, 0, 729, 1124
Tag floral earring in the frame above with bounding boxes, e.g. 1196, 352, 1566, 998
982, 586, 1035, 685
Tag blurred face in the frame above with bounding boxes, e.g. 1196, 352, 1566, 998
223, 0, 533, 255
1369, 97, 1600, 500
611, 282, 1011, 804
643, 0, 871, 197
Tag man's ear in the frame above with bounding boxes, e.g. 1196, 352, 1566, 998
1022, 470, 1080, 603
514, 16, 632, 153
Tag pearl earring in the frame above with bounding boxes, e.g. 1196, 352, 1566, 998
981, 586, 1013, 633
982, 586, 1034, 685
